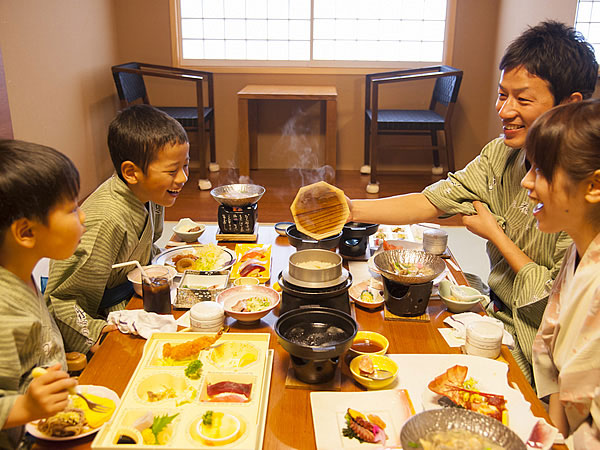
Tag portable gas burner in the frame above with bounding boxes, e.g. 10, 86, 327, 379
211, 184, 265, 241
217, 204, 257, 234
339, 222, 379, 259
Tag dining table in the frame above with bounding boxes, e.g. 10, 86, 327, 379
31, 223, 564, 450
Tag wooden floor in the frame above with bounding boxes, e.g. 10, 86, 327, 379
167, 168, 463, 226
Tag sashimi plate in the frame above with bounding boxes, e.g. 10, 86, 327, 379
310, 389, 414, 449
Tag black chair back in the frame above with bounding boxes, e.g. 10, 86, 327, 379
432, 67, 462, 107
112, 62, 147, 104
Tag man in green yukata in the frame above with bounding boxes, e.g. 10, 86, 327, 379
45, 105, 190, 355
347, 21, 598, 383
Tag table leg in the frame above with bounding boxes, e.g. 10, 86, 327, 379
325, 99, 337, 178
249, 100, 259, 170
238, 97, 250, 177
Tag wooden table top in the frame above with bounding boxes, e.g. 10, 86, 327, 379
32, 224, 560, 449
237, 85, 338, 100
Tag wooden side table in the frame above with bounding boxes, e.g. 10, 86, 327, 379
237, 85, 337, 177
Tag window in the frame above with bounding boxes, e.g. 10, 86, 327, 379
575, 0, 600, 57
175, 0, 450, 66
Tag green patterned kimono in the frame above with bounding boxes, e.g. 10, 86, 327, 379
0, 267, 66, 449
423, 137, 571, 382
45, 175, 164, 354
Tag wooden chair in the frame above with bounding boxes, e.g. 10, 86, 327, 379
111, 62, 217, 186
363, 65, 463, 193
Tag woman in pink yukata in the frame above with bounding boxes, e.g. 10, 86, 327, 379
521, 99, 600, 448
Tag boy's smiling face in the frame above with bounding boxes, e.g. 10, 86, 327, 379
495, 66, 556, 149
132, 142, 190, 207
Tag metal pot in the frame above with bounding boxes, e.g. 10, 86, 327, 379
286, 225, 342, 250
288, 249, 342, 283
275, 307, 357, 361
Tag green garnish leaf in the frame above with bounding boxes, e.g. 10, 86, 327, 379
151, 413, 178, 444
184, 359, 203, 379
406, 441, 420, 448
202, 410, 213, 426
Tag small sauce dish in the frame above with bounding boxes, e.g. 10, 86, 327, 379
274, 222, 294, 236
173, 218, 205, 242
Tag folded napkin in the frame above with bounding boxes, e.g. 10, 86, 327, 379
107, 310, 177, 339
443, 312, 515, 349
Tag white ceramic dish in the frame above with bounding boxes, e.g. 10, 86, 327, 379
438, 280, 485, 313
127, 265, 178, 297
348, 280, 384, 310
26, 385, 120, 441
274, 222, 294, 236
387, 353, 549, 446
217, 285, 280, 323
173, 218, 205, 242
152, 245, 236, 275
310, 389, 414, 448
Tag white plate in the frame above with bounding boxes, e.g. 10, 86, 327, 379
26, 385, 120, 441
387, 354, 540, 445
152, 245, 236, 275
310, 390, 414, 449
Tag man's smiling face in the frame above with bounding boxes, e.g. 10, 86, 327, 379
495, 66, 556, 149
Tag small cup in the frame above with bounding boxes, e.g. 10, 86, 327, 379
465, 320, 503, 359
142, 267, 172, 314
423, 228, 448, 255
234, 277, 260, 286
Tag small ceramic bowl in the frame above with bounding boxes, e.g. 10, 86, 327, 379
349, 354, 398, 389
173, 218, 206, 242
233, 277, 260, 286
127, 265, 178, 297
274, 222, 294, 236
438, 280, 485, 313
217, 285, 280, 323
348, 280, 384, 310
348, 331, 389, 358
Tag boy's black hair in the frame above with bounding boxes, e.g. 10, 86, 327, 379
107, 104, 188, 180
500, 21, 598, 104
0, 140, 80, 242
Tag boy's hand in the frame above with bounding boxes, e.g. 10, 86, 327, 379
26, 364, 76, 421
90, 324, 117, 353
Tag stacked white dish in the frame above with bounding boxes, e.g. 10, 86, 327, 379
190, 301, 225, 332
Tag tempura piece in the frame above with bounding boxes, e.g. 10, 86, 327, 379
162, 329, 225, 361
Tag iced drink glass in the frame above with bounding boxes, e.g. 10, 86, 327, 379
142, 267, 171, 314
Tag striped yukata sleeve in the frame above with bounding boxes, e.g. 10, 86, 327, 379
0, 267, 66, 448
45, 216, 128, 353
423, 138, 571, 384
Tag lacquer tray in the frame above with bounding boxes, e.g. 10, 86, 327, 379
91, 332, 273, 449
228, 244, 271, 283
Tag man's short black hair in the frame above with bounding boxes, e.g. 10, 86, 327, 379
0, 140, 80, 241
107, 104, 188, 180
500, 21, 598, 104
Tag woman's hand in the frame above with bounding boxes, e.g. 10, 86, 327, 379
461, 201, 503, 241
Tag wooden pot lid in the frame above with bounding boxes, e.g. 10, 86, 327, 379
290, 181, 350, 240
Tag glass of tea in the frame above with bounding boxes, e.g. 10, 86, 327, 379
142, 267, 171, 314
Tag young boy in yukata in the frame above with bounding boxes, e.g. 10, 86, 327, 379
346, 21, 598, 383
522, 100, 600, 448
45, 104, 190, 355
0, 140, 82, 448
